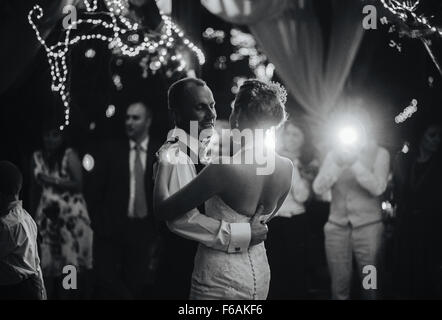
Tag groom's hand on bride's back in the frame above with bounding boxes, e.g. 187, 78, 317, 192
250, 204, 268, 247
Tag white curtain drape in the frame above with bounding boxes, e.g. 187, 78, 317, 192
202, 0, 365, 146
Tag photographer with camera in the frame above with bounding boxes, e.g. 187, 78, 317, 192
313, 105, 390, 300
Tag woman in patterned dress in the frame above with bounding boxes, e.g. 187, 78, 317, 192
30, 126, 93, 299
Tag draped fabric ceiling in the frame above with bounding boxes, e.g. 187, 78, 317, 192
201, 0, 365, 147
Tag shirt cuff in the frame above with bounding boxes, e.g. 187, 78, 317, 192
227, 223, 251, 253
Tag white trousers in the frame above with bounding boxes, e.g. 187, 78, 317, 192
324, 221, 384, 300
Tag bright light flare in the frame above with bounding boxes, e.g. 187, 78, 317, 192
82, 154, 95, 172
106, 104, 116, 118
338, 126, 359, 146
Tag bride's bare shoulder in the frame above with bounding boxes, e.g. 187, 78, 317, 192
274, 155, 294, 187
276, 154, 294, 173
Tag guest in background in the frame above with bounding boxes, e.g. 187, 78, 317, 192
0, 161, 46, 300
30, 124, 93, 299
392, 119, 442, 299
313, 105, 390, 300
267, 119, 311, 299
87, 101, 162, 299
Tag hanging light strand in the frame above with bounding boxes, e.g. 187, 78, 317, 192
380, 0, 442, 37
28, 0, 205, 130
84, 0, 98, 12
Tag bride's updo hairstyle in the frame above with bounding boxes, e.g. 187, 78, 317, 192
232, 79, 288, 131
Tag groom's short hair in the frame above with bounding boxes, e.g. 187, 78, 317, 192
168, 77, 207, 112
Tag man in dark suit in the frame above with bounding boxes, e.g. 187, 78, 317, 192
88, 101, 161, 299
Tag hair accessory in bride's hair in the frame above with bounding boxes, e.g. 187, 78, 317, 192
242, 79, 288, 106
268, 81, 288, 106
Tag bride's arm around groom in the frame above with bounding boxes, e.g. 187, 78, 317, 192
153, 143, 268, 253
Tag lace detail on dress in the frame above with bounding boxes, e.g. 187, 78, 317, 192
190, 195, 270, 300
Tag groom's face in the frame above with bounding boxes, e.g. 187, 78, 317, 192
179, 84, 217, 133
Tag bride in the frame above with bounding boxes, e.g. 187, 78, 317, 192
154, 79, 293, 300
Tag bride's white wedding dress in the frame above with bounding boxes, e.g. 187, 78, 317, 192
190, 195, 271, 300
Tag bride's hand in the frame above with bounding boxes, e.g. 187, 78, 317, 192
250, 204, 268, 247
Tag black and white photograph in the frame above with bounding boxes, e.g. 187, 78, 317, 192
1, 0, 442, 306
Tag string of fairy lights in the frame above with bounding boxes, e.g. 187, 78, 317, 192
379, 0, 442, 37
84, 0, 99, 12
380, 0, 442, 77
395, 99, 418, 124
379, 0, 442, 126
28, 0, 205, 130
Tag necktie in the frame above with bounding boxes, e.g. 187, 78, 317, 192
134, 144, 148, 218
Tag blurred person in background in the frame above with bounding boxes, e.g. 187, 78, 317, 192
87, 101, 162, 299
392, 115, 442, 299
313, 103, 390, 300
30, 124, 93, 299
266, 119, 311, 299
0, 161, 46, 300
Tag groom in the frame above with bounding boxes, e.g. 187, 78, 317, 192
155, 77, 268, 299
